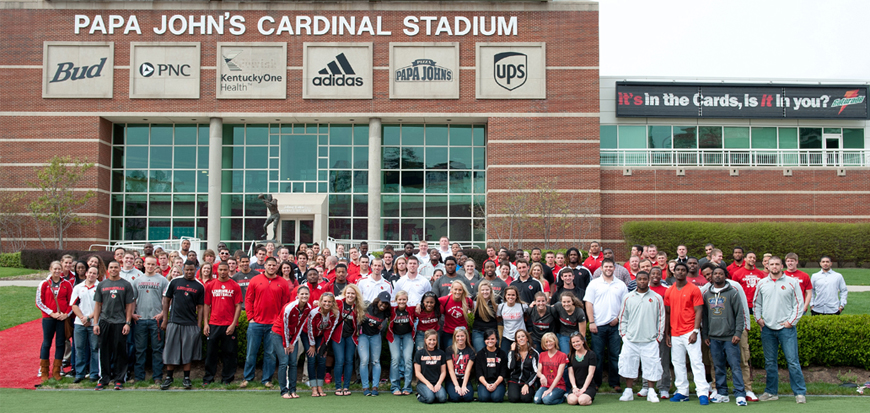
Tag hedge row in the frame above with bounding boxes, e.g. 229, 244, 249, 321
0, 252, 23, 268
746, 315, 870, 370
622, 221, 870, 266
21, 249, 115, 270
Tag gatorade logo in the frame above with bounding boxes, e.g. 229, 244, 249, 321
493, 52, 527, 91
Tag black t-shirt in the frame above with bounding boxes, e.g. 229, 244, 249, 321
233, 270, 256, 309
550, 284, 585, 306
164, 277, 205, 326
554, 302, 586, 336
94, 278, 135, 324
392, 307, 413, 336
414, 348, 446, 385
475, 347, 508, 383
360, 304, 389, 336
340, 302, 356, 338
527, 306, 556, 342
472, 300, 498, 332
447, 346, 476, 379
569, 350, 598, 389
510, 277, 542, 304
332, 281, 347, 296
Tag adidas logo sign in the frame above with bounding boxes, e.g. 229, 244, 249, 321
312, 53, 364, 87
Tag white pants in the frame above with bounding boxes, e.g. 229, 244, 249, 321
618, 338, 662, 382
671, 331, 709, 397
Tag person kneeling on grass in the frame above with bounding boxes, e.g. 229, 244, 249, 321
475, 329, 508, 402
534, 332, 568, 405
415, 330, 448, 404
566, 333, 597, 406
446, 327, 475, 402
160, 261, 205, 390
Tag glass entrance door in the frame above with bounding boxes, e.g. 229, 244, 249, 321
823, 128, 842, 165
280, 219, 315, 254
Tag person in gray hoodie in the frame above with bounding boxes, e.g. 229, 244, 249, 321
616, 271, 666, 403
702, 267, 746, 406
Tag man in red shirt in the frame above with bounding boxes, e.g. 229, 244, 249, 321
730, 252, 766, 314
784, 253, 812, 314
482, 245, 499, 269
203, 262, 242, 385
241, 257, 290, 388
347, 247, 361, 278
626, 256, 640, 281
726, 247, 745, 276
583, 241, 604, 273
685, 258, 707, 287
664, 262, 710, 404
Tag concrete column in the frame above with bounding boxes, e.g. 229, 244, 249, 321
367, 118, 382, 241
207, 117, 223, 249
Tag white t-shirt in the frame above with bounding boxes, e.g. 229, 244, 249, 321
583, 276, 628, 326
70, 281, 99, 326
497, 302, 529, 341
393, 274, 432, 307
358, 276, 393, 305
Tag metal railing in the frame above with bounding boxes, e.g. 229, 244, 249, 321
328, 238, 486, 254
89, 236, 203, 255
600, 149, 868, 167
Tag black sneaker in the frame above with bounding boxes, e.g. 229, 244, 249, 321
114, 382, 123, 390
73, 377, 84, 384
95, 383, 105, 391
183, 378, 192, 390
161, 377, 173, 390
202, 381, 212, 387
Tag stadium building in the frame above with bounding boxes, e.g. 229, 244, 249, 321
1, 1, 867, 256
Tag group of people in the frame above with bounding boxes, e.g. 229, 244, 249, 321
36, 237, 848, 406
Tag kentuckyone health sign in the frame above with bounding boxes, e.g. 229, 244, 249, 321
616, 82, 870, 120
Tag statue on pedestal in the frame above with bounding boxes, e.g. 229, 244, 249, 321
259, 194, 279, 240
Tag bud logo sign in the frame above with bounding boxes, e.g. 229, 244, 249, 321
476, 43, 546, 100
493, 52, 526, 91
616, 82, 869, 120
216, 43, 286, 99
130, 43, 200, 99
304, 43, 372, 99
43, 42, 114, 98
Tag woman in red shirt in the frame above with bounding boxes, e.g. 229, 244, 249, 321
272, 285, 311, 399
304, 292, 340, 397
414, 292, 441, 352
438, 281, 473, 350
334, 285, 365, 396
36, 261, 74, 381
534, 332, 568, 405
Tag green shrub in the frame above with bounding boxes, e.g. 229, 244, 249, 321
622, 221, 870, 266
20, 249, 114, 270
0, 252, 23, 268
746, 314, 870, 370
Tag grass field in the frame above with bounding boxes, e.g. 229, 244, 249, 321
842, 292, 870, 316
0, 267, 39, 278
1, 388, 867, 412
800, 268, 870, 286
0, 287, 38, 330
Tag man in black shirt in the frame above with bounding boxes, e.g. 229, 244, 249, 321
551, 268, 586, 306
93, 261, 135, 390
510, 259, 542, 304
160, 261, 205, 390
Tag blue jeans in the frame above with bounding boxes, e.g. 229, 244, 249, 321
500, 337, 514, 353
438, 330, 453, 351
415, 331, 437, 353
416, 382, 448, 403
710, 338, 745, 397
73, 324, 99, 379
477, 383, 506, 402
358, 333, 382, 389
534, 386, 565, 404
302, 334, 328, 387
760, 326, 806, 396
268, 332, 293, 395
389, 333, 414, 392
472, 330, 487, 353
332, 336, 357, 389
447, 382, 474, 402
589, 323, 621, 387
558, 334, 572, 354
133, 319, 163, 381
243, 322, 275, 383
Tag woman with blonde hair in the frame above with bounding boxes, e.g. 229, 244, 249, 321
472, 280, 499, 351
529, 262, 550, 300
394, 256, 408, 278
446, 327, 475, 402
437, 281, 473, 350
333, 284, 365, 396
388, 290, 416, 395
535, 332, 568, 405
304, 292, 341, 397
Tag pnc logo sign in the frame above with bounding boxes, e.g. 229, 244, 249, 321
139, 62, 191, 78
493, 52, 527, 91
49, 58, 108, 83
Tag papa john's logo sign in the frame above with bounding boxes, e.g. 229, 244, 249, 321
493, 52, 527, 91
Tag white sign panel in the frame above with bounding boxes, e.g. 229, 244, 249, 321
43, 42, 114, 99
476, 42, 546, 99
216, 42, 286, 99
130, 42, 200, 99
303, 43, 372, 99
390, 43, 459, 99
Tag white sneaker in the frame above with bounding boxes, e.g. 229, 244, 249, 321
638, 388, 649, 397
647, 392, 660, 403
620, 388, 634, 401
710, 390, 719, 399
712, 394, 730, 403
736, 397, 748, 406
660, 390, 670, 399
746, 390, 758, 402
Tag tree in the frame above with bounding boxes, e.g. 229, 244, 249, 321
530, 178, 568, 250
0, 192, 29, 252
28, 156, 96, 249
487, 179, 532, 250
561, 192, 598, 251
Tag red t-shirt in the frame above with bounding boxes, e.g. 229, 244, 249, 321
204, 278, 242, 326
731, 267, 766, 308
664, 283, 703, 337
784, 270, 812, 297
649, 285, 668, 297
347, 262, 360, 278
306, 281, 329, 304
686, 275, 707, 288
415, 308, 440, 332
438, 295, 473, 334
539, 350, 568, 390
583, 255, 603, 273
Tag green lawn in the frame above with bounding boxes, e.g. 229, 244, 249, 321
0, 267, 39, 278
842, 292, 870, 316
801, 268, 870, 286
0, 287, 39, 330
0, 388, 865, 412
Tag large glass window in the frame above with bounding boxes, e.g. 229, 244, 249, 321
843, 128, 865, 149
799, 128, 823, 149
673, 126, 698, 149
751, 127, 777, 149
648, 126, 671, 149
699, 126, 722, 149
617, 126, 646, 148
724, 127, 750, 148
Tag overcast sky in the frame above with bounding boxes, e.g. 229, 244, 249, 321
598, 0, 870, 81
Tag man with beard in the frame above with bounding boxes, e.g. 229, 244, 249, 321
432, 257, 469, 298
583, 241, 605, 273
564, 247, 592, 292
727, 247, 745, 275
593, 249, 631, 284
481, 260, 508, 303
664, 262, 709, 405
685, 258, 707, 287
240, 257, 291, 388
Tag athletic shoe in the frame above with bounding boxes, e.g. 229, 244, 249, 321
670, 393, 690, 402
73, 377, 84, 384
363, 389, 372, 396
638, 388, 649, 397
660, 390, 670, 399
161, 377, 173, 390
95, 383, 105, 391
710, 390, 719, 400
758, 392, 779, 401
372, 389, 379, 396
795, 395, 806, 404
183, 378, 192, 390
619, 388, 634, 401
647, 392, 660, 403
202, 381, 212, 387
745, 390, 759, 402
114, 382, 123, 391
699, 395, 709, 405
711, 394, 730, 403
736, 397, 747, 406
